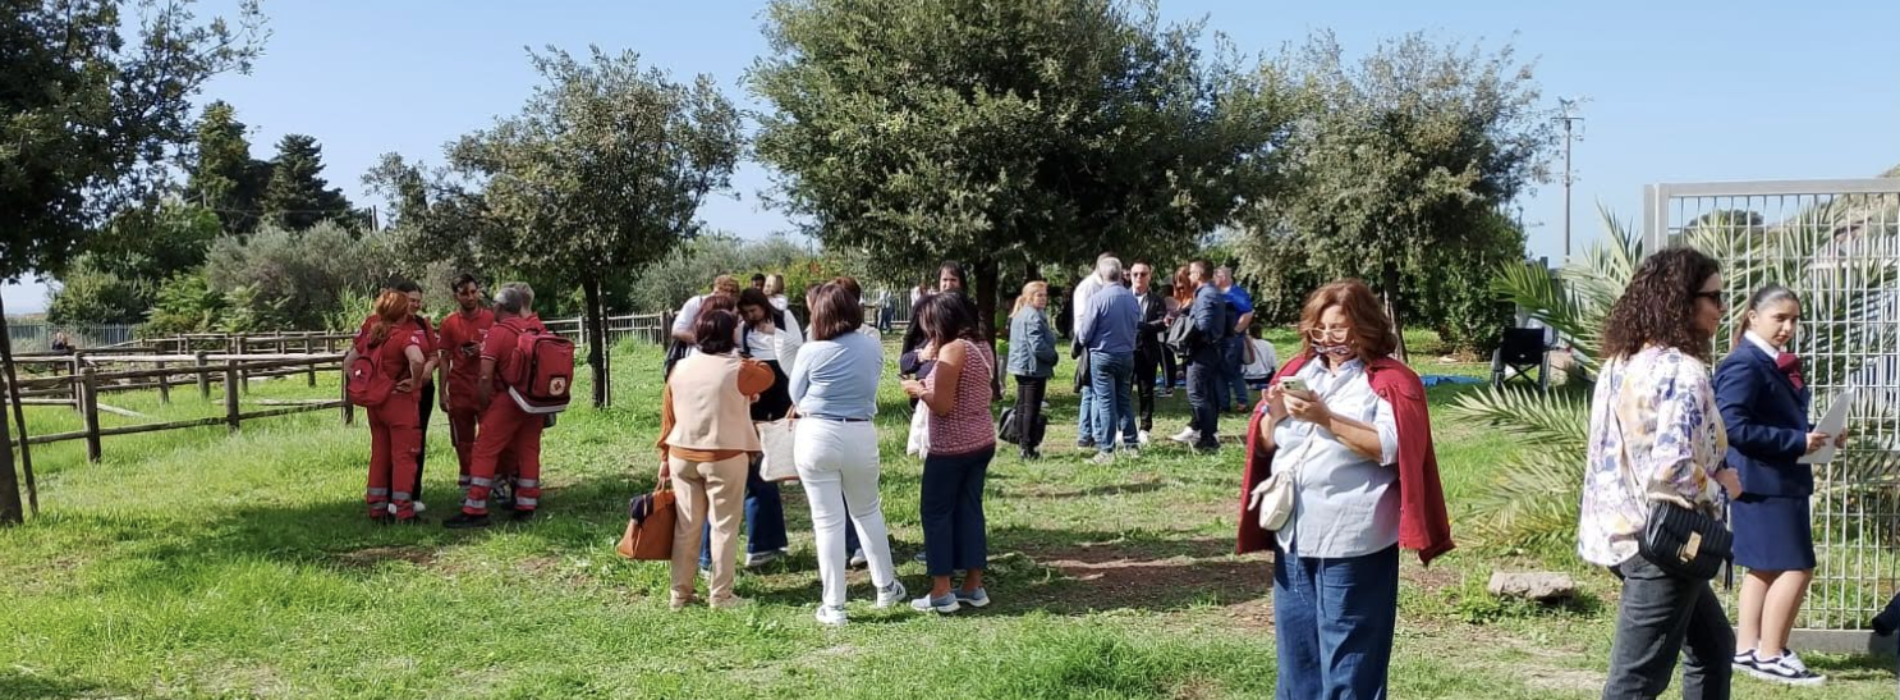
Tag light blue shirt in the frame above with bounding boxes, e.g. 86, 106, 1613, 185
1076, 283, 1140, 355
788, 331, 882, 420
1270, 358, 1402, 558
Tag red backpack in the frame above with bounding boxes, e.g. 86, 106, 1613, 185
346, 338, 396, 408
505, 325, 576, 414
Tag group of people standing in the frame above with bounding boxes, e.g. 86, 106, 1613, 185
351, 275, 549, 529
659, 273, 995, 621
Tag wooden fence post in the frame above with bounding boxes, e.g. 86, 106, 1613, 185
340, 363, 354, 426
237, 334, 250, 394
224, 362, 241, 433
155, 360, 170, 405
196, 351, 211, 400
68, 353, 84, 413
79, 368, 101, 463
304, 337, 317, 387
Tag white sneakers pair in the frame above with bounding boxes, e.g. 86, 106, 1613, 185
815, 580, 909, 626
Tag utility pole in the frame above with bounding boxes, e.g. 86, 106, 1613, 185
1555, 99, 1584, 260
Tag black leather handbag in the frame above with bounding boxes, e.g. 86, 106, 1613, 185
1638, 500, 1731, 580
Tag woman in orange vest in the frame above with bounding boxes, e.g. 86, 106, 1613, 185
360, 290, 429, 523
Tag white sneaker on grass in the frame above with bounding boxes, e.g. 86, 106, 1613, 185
1170, 427, 1199, 444
815, 604, 848, 626
1137, 430, 1151, 445
1088, 452, 1116, 466
848, 549, 868, 569
875, 580, 908, 609
1746, 650, 1825, 687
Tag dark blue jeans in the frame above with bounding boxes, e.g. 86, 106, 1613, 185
699, 457, 789, 567
1088, 350, 1137, 452
1218, 335, 1248, 410
1273, 544, 1399, 699
1185, 346, 1222, 449
920, 445, 994, 577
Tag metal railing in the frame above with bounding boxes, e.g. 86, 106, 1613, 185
1645, 179, 1900, 647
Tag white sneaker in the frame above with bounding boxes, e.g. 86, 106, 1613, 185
1088, 452, 1116, 465
1170, 428, 1199, 444
745, 549, 786, 569
1137, 430, 1151, 445
848, 549, 868, 569
875, 580, 908, 609
1747, 650, 1825, 687
815, 604, 848, 626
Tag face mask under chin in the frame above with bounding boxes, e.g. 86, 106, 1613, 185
1312, 342, 1354, 358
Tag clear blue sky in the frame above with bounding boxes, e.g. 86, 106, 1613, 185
8, 0, 1897, 314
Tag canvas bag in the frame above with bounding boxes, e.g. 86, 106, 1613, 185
757, 419, 798, 482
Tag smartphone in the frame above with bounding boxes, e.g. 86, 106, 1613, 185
1280, 378, 1310, 394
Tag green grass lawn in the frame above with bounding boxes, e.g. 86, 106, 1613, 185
1, 339, 1893, 698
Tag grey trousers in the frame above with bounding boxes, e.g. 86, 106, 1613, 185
1602, 555, 1733, 699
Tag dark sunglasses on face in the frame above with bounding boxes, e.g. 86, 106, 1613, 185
1694, 291, 1727, 308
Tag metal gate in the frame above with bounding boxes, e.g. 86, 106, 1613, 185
1645, 179, 1900, 650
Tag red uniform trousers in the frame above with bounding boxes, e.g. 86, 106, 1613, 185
366, 392, 422, 519
462, 395, 543, 515
449, 402, 519, 490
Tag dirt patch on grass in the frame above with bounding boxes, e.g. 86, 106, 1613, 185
1012, 536, 1269, 615
331, 545, 437, 568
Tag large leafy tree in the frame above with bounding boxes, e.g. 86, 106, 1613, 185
447, 47, 744, 408
260, 133, 355, 231
1240, 32, 1555, 358
0, 0, 264, 525
749, 0, 1293, 341
184, 99, 272, 234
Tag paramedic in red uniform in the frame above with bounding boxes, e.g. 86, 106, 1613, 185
360, 290, 429, 523
436, 273, 512, 502
446, 282, 548, 529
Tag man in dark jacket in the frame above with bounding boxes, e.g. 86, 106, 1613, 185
1172, 260, 1227, 452
1129, 262, 1169, 442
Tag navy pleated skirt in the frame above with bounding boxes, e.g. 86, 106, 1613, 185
1732, 493, 1816, 571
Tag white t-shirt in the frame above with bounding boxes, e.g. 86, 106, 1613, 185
744, 308, 804, 366
1243, 338, 1279, 380
672, 294, 706, 335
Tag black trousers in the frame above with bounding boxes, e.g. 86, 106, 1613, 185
1134, 349, 1159, 431
1602, 556, 1733, 699
1013, 375, 1047, 454
1185, 346, 1222, 449
413, 380, 435, 500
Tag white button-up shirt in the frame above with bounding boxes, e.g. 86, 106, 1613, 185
1271, 358, 1403, 559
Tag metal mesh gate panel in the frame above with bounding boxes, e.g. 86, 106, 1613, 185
1646, 180, 1900, 634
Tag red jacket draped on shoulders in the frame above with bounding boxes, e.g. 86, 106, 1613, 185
1235, 353, 1455, 566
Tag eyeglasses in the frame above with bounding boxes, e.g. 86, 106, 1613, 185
1694, 291, 1729, 309
1306, 327, 1351, 342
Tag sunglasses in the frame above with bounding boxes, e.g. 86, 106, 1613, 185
1694, 291, 1728, 308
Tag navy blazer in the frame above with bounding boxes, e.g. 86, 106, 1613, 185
1714, 343, 1814, 497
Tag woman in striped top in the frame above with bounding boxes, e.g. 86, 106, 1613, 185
901, 293, 998, 613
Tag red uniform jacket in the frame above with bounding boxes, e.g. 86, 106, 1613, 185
1236, 353, 1456, 566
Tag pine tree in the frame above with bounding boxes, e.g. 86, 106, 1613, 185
185, 101, 272, 234
260, 134, 353, 231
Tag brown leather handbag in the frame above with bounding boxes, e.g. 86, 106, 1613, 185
616, 485, 676, 561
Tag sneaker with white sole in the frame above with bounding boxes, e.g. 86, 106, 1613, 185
955, 587, 991, 608
1732, 648, 1760, 673
1088, 451, 1116, 465
1137, 430, 1151, 445
1747, 650, 1825, 687
815, 604, 848, 626
848, 549, 868, 569
875, 580, 908, 609
911, 592, 960, 614
745, 549, 785, 569
1170, 427, 1199, 444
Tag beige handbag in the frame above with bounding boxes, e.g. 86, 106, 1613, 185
757, 419, 798, 482
1249, 470, 1296, 532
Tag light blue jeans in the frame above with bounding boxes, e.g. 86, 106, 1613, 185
1088, 350, 1137, 453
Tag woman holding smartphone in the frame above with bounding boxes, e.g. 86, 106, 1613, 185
1718, 285, 1843, 686
1234, 279, 1453, 697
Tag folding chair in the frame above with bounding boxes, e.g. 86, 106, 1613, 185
1491, 327, 1552, 391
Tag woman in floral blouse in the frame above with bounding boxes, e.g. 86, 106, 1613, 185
1580, 248, 1743, 700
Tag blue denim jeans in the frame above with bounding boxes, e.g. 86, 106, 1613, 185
1088, 350, 1137, 452
1076, 384, 1094, 447
1185, 346, 1222, 449
1273, 544, 1399, 699
920, 445, 993, 577
1218, 335, 1248, 409
699, 457, 789, 567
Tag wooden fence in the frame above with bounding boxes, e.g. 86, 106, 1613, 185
4, 349, 349, 463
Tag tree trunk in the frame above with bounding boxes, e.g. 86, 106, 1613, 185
0, 293, 33, 525
1381, 262, 1410, 364
974, 254, 1003, 399
582, 277, 608, 408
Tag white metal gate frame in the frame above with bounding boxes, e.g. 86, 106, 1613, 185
1645, 179, 1900, 654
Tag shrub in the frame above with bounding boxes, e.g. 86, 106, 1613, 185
204, 222, 394, 329
142, 271, 229, 336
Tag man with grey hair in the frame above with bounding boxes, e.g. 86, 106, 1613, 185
447, 282, 550, 529
1075, 256, 1142, 463
1069, 252, 1116, 449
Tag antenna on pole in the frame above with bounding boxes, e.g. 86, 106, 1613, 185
1554, 98, 1586, 260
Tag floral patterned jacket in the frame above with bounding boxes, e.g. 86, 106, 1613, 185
1578, 346, 1730, 568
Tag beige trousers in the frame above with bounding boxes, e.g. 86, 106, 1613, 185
668, 454, 749, 602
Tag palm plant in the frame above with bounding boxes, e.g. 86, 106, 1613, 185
1452, 202, 1900, 552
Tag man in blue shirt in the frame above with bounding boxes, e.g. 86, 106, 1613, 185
1215, 267, 1256, 413
1171, 260, 1228, 452
1076, 257, 1143, 463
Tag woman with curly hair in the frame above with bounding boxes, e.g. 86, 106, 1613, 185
1581, 248, 1743, 699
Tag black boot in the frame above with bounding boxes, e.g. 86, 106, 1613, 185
512, 509, 536, 523
443, 512, 491, 530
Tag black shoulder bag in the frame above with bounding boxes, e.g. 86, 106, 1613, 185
1612, 373, 1732, 580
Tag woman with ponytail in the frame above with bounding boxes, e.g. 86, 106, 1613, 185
357, 290, 429, 523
